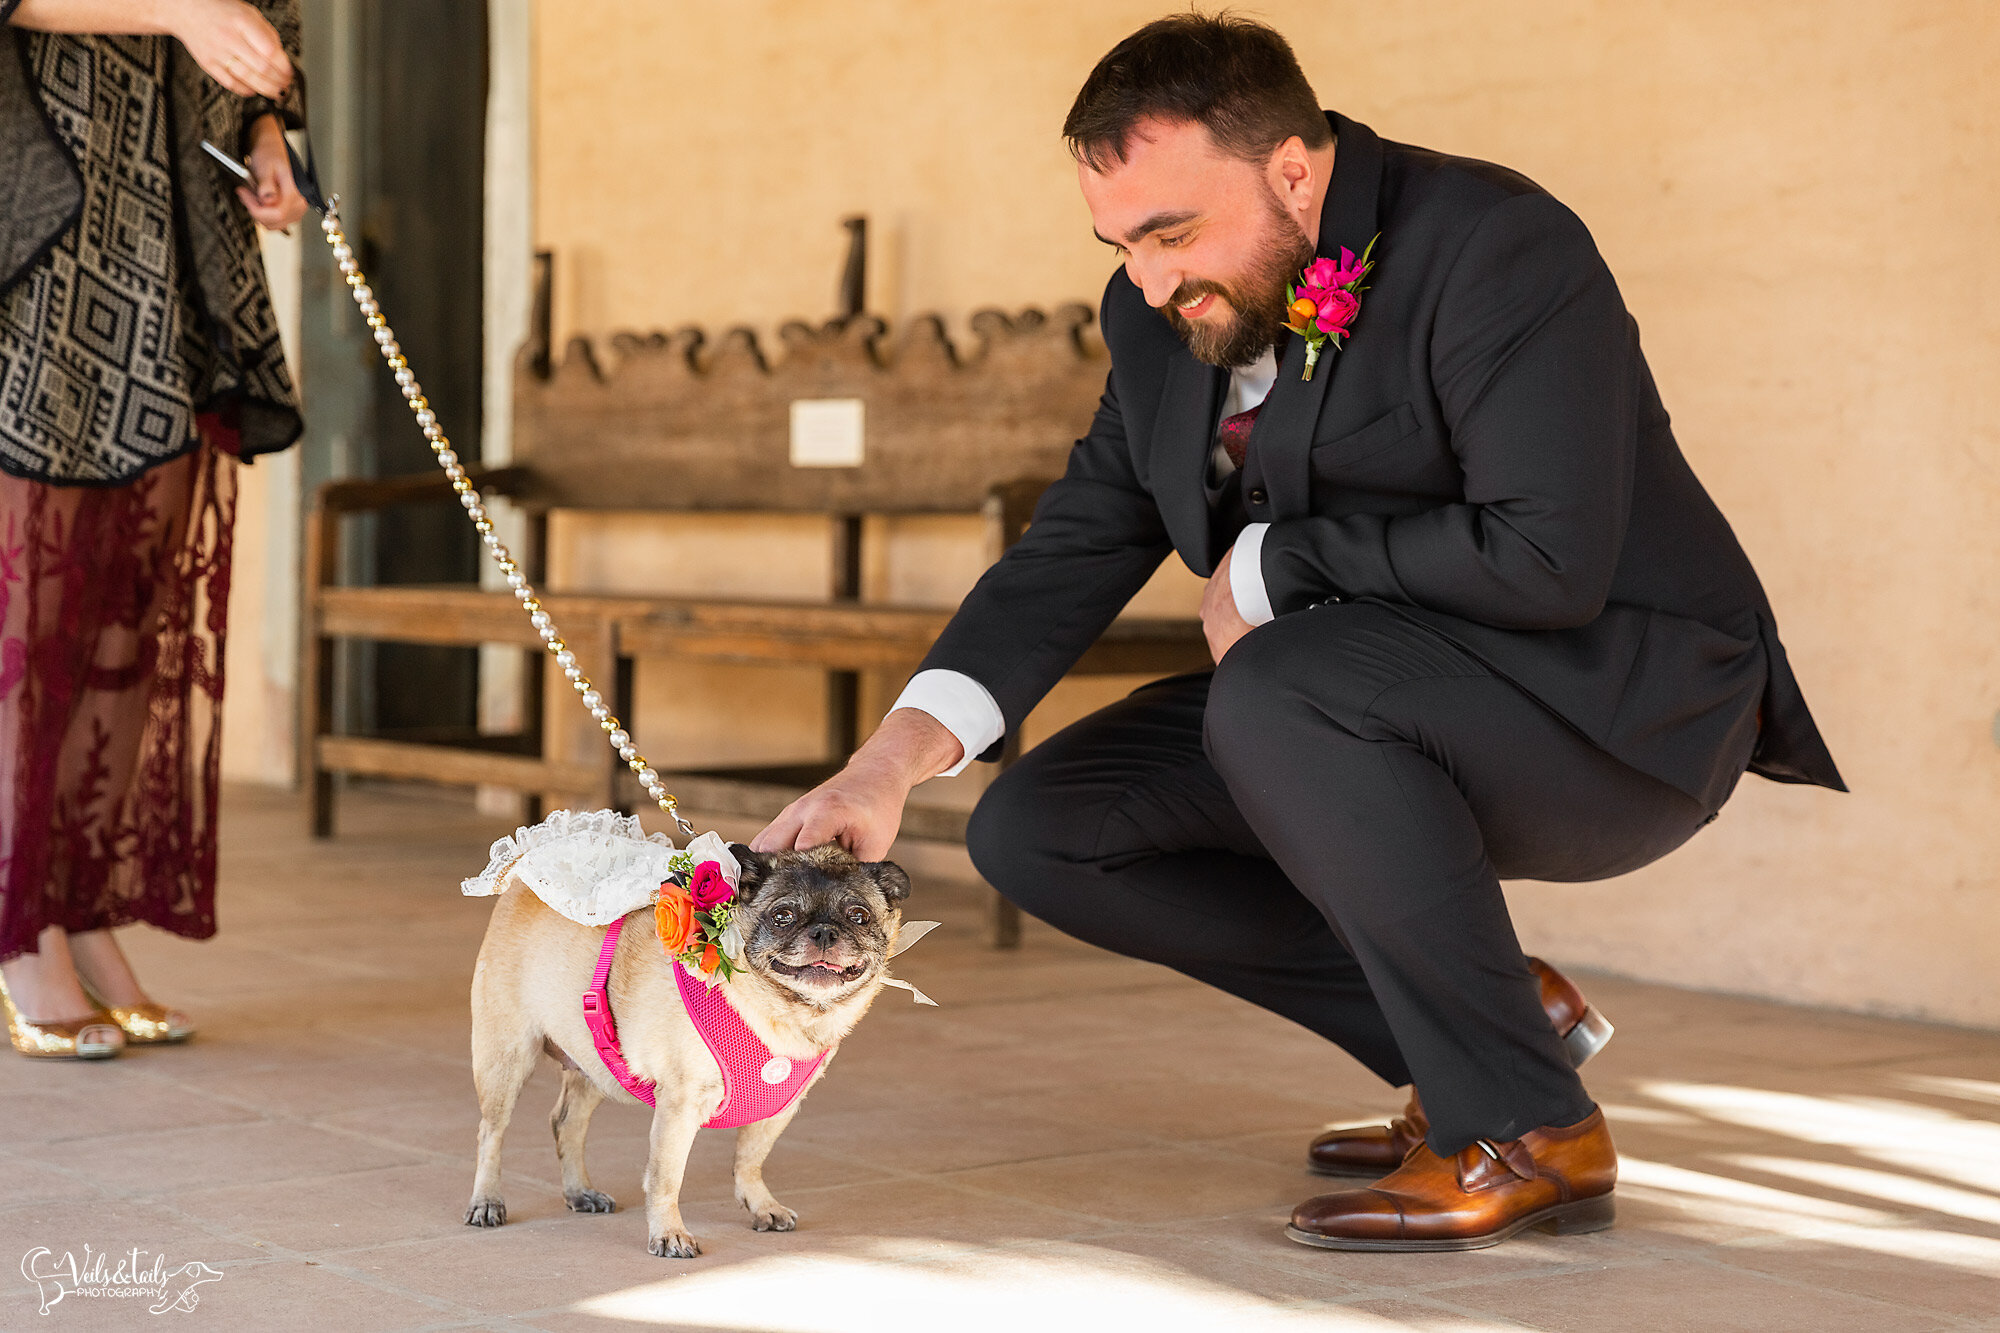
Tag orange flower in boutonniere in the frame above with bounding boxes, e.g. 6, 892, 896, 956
1284, 234, 1379, 380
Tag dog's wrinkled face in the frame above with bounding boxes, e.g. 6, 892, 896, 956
727, 844, 909, 1006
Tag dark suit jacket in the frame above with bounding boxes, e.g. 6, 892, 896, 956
919, 112, 1843, 809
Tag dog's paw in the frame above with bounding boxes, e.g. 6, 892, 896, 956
750, 1202, 798, 1233
463, 1199, 506, 1228
565, 1189, 617, 1214
648, 1230, 702, 1259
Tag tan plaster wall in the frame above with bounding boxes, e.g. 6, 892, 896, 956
221, 230, 302, 788
530, 2, 2000, 1025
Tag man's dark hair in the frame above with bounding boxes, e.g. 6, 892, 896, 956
1063, 12, 1330, 172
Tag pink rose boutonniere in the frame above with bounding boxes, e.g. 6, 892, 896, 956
1283, 234, 1379, 380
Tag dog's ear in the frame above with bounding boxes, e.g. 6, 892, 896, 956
869, 859, 911, 904
728, 845, 770, 901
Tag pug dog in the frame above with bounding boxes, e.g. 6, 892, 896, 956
464, 843, 911, 1257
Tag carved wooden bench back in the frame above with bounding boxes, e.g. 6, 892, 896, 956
509, 306, 1109, 513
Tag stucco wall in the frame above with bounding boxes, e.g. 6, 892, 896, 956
220, 229, 301, 788
512, 1, 2000, 1024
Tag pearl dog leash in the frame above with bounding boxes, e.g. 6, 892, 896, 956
316, 197, 698, 838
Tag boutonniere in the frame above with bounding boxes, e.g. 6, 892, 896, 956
1284, 234, 1379, 380
655, 850, 744, 981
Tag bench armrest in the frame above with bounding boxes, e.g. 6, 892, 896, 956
313, 464, 535, 517
983, 476, 1055, 552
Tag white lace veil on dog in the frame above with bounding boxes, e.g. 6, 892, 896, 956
461, 809, 722, 924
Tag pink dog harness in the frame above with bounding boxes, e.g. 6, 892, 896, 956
581, 915, 830, 1127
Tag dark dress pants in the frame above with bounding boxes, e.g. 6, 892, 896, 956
967, 602, 1745, 1154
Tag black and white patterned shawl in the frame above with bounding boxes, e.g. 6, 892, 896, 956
0, 1, 304, 485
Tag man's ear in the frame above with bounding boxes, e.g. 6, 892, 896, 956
870, 860, 911, 904
728, 845, 770, 900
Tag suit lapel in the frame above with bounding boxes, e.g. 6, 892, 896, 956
1249, 112, 1386, 522
1154, 346, 1226, 570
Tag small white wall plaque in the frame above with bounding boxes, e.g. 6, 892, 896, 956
789, 398, 866, 468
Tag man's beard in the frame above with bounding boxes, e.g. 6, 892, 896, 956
1163, 194, 1316, 369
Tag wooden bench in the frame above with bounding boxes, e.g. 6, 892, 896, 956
303, 306, 1210, 943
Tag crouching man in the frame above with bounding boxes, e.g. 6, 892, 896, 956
757, 14, 1842, 1252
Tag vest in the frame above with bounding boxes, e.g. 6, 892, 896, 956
581, 915, 830, 1128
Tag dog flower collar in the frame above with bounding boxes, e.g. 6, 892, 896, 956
461, 811, 940, 1003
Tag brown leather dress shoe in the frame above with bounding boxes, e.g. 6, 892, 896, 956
1529, 957, 1616, 1067
1307, 1089, 1431, 1178
1288, 1108, 1617, 1251
1306, 956, 1612, 1178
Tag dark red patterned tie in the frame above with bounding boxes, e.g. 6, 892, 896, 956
1218, 401, 1263, 471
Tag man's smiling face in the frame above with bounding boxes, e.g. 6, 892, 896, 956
1079, 116, 1317, 369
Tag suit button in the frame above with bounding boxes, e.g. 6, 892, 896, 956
1247, 488, 1267, 506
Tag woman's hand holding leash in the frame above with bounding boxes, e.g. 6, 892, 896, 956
753, 709, 963, 861
239, 113, 306, 231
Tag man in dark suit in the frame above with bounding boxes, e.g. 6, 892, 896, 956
755, 14, 1842, 1251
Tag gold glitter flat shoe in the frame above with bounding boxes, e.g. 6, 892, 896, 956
0, 972, 125, 1060
78, 981, 195, 1044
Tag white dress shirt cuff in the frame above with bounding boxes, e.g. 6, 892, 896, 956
1229, 522, 1277, 626
890, 669, 1006, 778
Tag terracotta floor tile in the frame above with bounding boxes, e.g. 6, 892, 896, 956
1316, 1298, 1545, 1329
1703, 1227, 2000, 1320
5, 1072, 261, 1146
173, 1160, 526, 1253
56, 1119, 427, 1196
1439, 1254, 1953, 1333
336, 1215, 723, 1316
0, 1149, 107, 1211
778, 1094, 1155, 1173
944, 1144, 1310, 1223
980, 1072, 1360, 1142
418, 1101, 899, 1225
157, 1258, 467, 1332
683, 1173, 1108, 1248
1058, 1220, 1378, 1302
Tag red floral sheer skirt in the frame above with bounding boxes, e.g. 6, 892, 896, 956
0, 433, 237, 961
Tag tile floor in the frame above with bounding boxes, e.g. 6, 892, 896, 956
4, 783, 1999, 1331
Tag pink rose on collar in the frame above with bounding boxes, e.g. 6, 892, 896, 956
1300, 256, 1343, 292
689, 860, 734, 910
1315, 288, 1361, 336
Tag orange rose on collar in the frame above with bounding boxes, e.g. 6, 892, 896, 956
655, 881, 698, 954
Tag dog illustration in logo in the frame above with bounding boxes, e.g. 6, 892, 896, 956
150, 1262, 225, 1314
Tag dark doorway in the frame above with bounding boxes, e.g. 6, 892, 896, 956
301, 0, 488, 742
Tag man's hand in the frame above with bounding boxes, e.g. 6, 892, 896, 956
751, 709, 964, 862
1202, 545, 1254, 663
239, 113, 306, 232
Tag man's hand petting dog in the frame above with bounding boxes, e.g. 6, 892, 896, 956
754, 708, 962, 861
1202, 546, 1254, 664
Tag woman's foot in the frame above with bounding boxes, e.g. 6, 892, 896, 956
0, 928, 125, 1058
3, 927, 107, 1022
68, 929, 195, 1044
66, 929, 152, 1007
